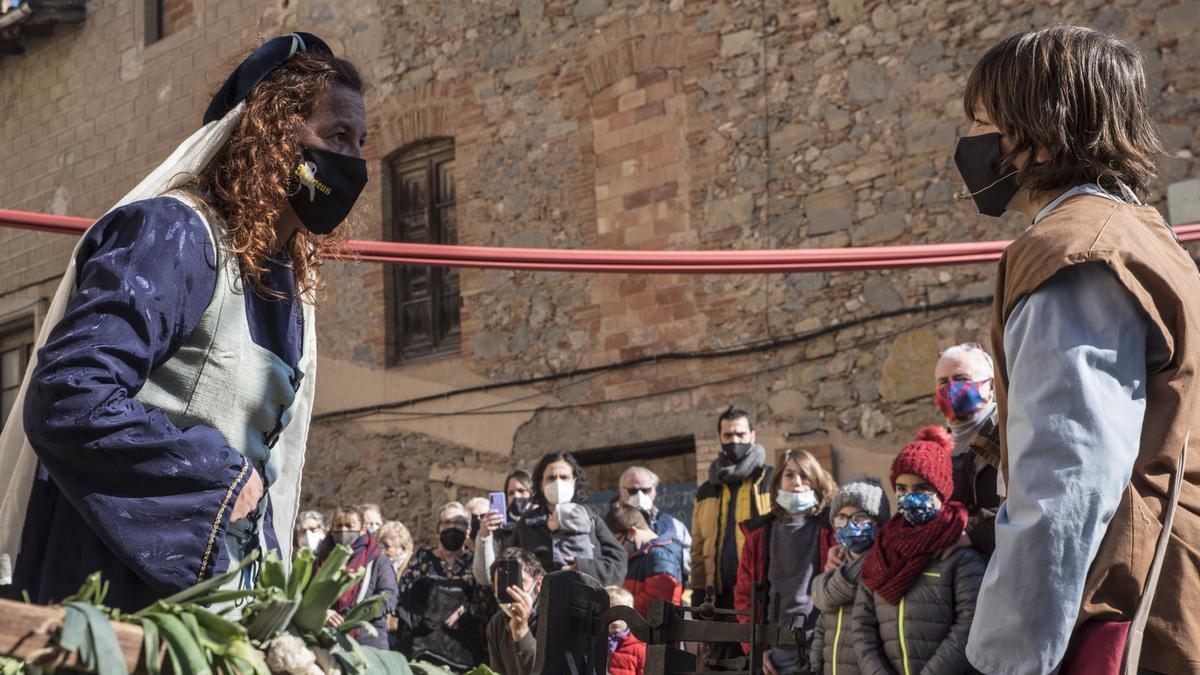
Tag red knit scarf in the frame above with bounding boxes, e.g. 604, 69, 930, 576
335, 533, 381, 613
860, 501, 968, 605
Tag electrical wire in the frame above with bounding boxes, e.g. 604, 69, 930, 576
313, 294, 992, 422
331, 303, 975, 422
760, 0, 777, 342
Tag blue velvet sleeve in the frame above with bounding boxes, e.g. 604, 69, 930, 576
22, 196, 252, 594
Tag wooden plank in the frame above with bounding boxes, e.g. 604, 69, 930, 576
0, 598, 144, 674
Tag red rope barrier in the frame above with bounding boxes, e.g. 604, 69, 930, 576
3, 208, 1198, 274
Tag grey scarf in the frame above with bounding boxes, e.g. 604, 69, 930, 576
708, 443, 767, 486
949, 402, 998, 456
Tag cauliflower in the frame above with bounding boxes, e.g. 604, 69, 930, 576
266, 635, 317, 675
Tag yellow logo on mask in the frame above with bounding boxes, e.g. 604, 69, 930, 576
296, 161, 332, 201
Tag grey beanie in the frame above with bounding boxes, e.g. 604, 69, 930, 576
828, 477, 890, 526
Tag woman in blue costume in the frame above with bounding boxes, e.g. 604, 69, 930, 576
0, 33, 368, 611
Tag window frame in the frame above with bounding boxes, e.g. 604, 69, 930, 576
386, 138, 461, 364
145, 0, 193, 45
0, 321, 35, 431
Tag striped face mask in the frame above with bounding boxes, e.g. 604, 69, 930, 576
935, 379, 991, 424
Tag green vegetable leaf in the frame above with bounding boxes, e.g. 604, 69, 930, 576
258, 554, 287, 592
138, 618, 161, 675
286, 549, 315, 600
339, 595, 383, 628
149, 612, 211, 675
63, 602, 128, 675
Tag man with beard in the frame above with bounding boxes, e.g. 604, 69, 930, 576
690, 407, 773, 667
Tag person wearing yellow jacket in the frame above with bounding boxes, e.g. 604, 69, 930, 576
690, 407, 773, 666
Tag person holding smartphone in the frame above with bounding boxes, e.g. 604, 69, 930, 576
486, 547, 545, 675
473, 469, 534, 587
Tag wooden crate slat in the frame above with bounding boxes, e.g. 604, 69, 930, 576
0, 598, 144, 674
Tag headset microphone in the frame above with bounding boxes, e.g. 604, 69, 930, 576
954, 169, 1019, 201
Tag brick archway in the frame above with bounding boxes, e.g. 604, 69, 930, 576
371, 82, 460, 159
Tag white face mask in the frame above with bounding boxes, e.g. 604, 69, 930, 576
625, 491, 653, 512
544, 479, 575, 505
391, 552, 407, 574
776, 488, 818, 514
305, 530, 324, 551
366, 524, 380, 535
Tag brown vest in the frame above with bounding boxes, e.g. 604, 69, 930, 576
990, 195, 1200, 675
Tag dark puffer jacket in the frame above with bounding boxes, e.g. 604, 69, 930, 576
852, 547, 985, 675
809, 555, 865, 675
511, 503, 628, 586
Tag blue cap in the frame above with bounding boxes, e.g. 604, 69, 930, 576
203, 32, 333, 125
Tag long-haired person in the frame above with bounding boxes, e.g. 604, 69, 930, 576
734, 449, 837, 674
1, 33, 368, 610
509, 452, 627, 585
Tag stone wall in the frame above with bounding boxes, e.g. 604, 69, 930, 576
1, 0, 1197, 547
0, 0, 285, 294
301, 0, 1200, 543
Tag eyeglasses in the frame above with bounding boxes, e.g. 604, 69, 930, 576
832, 511, 876, 528
439, 517, 469, 529
623, 487, 652, 494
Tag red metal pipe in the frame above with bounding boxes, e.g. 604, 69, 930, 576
334, 252, 1004, 273
3, 208, 1198, 274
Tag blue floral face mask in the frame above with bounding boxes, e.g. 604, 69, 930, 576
897, 491, 939, 526
835, 520, 876, 553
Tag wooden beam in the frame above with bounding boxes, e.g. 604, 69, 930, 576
0, 598, 144, 674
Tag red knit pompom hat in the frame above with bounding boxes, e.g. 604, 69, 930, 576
889, 425, 956, 500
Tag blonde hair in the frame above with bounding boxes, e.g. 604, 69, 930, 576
377, 520, 414, 577
771, 449, 837, 517
464, 497, 491, 515
606, 585, 635, 609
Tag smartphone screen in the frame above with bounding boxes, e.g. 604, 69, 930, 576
495, 558, 523, 603
489, 491, 508, 526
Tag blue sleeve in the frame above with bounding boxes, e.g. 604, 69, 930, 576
966, 262, 1147, 675
673, 515, 693, 578
648, 543, 684, 583
22, 197, 253, 594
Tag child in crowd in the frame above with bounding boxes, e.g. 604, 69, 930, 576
853, 427, 985, 674
809, 478, 889, 675
551, 501, 596, 569
735, 449, 837, 675
605, 503, 684, 616
605, 585, 646, 675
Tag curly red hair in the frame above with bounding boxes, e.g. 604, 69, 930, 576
191, 49, 365, 301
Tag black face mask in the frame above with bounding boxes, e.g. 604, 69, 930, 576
509, 497, 531, 521
721, 442, 753, 463
469, 515, 482, 540
288, 145, 368, 235
953, 133, 1020, 218
439, 528, 467, 552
